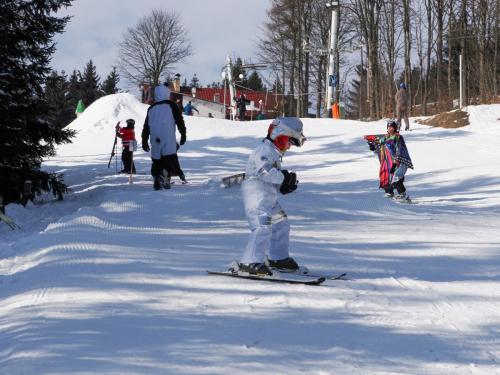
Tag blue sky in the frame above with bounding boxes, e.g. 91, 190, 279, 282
51, 0, 270, 89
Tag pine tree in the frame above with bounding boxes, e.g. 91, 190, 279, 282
272, 78, 284, 94
345, 65, 368, 119
67, 69, 81, 111
101, 67, 120, 95
246, 70, 265, 91
0, 0, 75, 205
190, 73, 200, 88
79, 59, 101, 106
45, 70, 74, 128
231, 57, 248, 87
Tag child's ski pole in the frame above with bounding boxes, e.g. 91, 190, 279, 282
107, 134, 118, 168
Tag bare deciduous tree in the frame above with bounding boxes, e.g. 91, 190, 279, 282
380, 0, 402, 114
259, 0, 498, 120
354, 0, 383, 118
118, 9, 192, 87
434, 0, 445, 105
401, 0, 412, 106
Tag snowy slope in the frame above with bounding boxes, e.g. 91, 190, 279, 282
1, 95, 499, 375
56, 93, 149, 158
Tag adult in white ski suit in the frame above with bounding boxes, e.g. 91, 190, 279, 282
240, 117, 305, 265
141, 84, 186, 181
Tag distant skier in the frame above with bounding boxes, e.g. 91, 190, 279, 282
142, 84, 187, 190
115, 119, 136, 174
183, 101, 199, 116
235, 93, 249, 121
395, 82, 410, 131
239, 117, 307, 275
364, 119, 414, 200
256, 99, 266, 120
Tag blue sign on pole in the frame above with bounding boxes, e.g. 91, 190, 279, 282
329, 74, 337, 87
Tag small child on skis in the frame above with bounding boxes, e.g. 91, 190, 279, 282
239, 117, 306, 275
115, 119, 137, 174
364, 119, 414, 200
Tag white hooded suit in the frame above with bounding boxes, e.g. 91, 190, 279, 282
141, 84, 186, 181
240, 117, 305, 265
144, 85, 182, 159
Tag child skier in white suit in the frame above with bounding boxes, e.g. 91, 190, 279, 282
239, 117, 306, 275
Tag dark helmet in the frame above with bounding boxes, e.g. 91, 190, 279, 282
387, 119, 398, 130
126, 119, 135, 129
399, 82, 407, 89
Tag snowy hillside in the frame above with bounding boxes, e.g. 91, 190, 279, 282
56, 93, 149, 157
1, 95, 500, 375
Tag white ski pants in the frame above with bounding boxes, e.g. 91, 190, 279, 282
240, 202, 290, 264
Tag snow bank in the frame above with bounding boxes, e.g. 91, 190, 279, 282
56, 93, 149, 157
465, 104, 500, 132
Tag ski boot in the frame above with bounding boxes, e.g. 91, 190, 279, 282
154, 176, 162, 191
267, 257, 299, 271
394, 192, 410, 202
163, 176, 171, 189
238, 263, 273, 276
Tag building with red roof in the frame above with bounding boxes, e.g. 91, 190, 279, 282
180, 87, 282, 120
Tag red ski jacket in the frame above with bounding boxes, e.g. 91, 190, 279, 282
117, 127, 136, 149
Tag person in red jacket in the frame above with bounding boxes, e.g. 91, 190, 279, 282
115, 119, 137, 174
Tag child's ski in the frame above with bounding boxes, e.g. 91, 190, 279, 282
207, 270, 325, 286
276, 266, 348, 280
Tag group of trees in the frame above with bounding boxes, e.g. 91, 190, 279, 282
259, 0, 333, 117
0, 0, 75, 206
259, 0, 500, 119
183, 59, 266, 92
229, 57, 266, 92
46, 61, 121, 128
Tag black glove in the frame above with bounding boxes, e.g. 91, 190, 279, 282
142, 141, 150, 152
368, 143, 375, 151
280, 170, 298, 195
180, 133, 186, 146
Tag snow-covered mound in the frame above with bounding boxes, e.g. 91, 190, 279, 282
56, 93, 149, 157
465, 103, 500, 132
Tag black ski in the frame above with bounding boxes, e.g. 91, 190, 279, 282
207, 270, 325, 286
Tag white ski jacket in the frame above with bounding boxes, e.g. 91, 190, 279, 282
141, 85, 186, 160
242, 138, 285, 215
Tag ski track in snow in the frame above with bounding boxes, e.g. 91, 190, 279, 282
1, 95, 499, 375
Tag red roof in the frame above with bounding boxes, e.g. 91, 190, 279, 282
180, 87, 281, 113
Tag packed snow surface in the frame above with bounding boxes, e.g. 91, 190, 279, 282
1, 94, 500, 374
